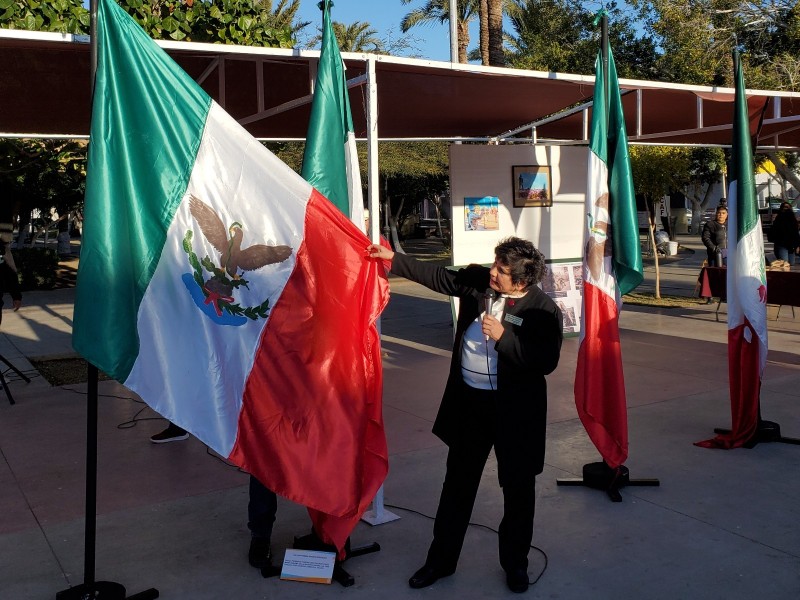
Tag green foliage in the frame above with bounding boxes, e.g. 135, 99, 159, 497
13, 247, 58, 290
630, 145, 692, 201
507, 0, 657, 78
400, 0, 480, 62
306, 20, 383, 52
687, 147, 726, 186
0, 139, 87, 226
0, 0, 89, 34
631, 0, 800, 89
0, 1, 305, 47
266, 140, 449, 230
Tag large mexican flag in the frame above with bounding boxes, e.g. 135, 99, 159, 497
696, 52, 768, 449
72, 0, 389, 554
574, 46, 643, 469
301, 0, 365, 230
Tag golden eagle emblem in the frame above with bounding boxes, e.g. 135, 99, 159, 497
181, 195, 293, 324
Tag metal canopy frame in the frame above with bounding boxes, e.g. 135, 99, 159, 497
3, 28, 800, 235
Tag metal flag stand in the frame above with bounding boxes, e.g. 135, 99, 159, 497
0, 352, 30, 405
557, 461, 660, 503
56, 2, 157, 598
556, 13, 660, 503
55, 364, 159, 600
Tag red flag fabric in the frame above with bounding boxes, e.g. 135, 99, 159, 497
229, 192, 389, 554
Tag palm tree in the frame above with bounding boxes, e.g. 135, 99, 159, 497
487, 0, 504, 66
479, 0, 489, 65
332, 21, 384, 52
400, 0, 480, 64
262, 0, 304, 31
307, 20, 385, 52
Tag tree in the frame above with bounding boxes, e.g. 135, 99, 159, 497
629, 145, 691, 298
0, 0, 308, 253
400, 0, 480, 64
0, 0, 89, 33
764, 152, 800, 193
506, 0, 657, 78
479, 0, 489, 64
1, 1, 306, 47
487, 0, 504, 66
631, 0, 800, 89
0, 138, 86, 252
267, 139, 450, 249
685, 147, 727, 233
307, 20, 383, 52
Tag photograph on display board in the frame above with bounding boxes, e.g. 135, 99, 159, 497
572, 264, 583, 292
464, 196, 500, 231
540, 261, 583, 334
512, 165, 552, 207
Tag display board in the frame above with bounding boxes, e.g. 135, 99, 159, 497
449, 144, 588, 334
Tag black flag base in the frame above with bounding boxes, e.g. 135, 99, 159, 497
557, 461, 660, 502
55, 581, 158, 600
289, 529, 381, 587
0, 351, 31, 405
714, 420, 800, 448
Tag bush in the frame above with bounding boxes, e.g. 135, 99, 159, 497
13, 247, 58, 290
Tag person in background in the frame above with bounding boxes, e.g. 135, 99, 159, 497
150, 421, 189, 443
148, 419, 277, 570
367, 237, 562, 594
702, 205, 728, 266
769, 202, 800, 266
0, 223, 22, 323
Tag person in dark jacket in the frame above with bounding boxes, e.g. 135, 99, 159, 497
368, 237, 563, 594
702, 206, 728, 265
769, 202, 800, 265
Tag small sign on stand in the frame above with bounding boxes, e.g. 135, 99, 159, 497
280, 549, 336, 584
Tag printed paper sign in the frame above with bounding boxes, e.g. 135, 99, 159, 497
280, 549, 336, 584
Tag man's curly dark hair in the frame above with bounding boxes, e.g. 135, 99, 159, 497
494, 237, 546, 289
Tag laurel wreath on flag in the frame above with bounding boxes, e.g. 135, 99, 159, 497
182, 230, 271, 320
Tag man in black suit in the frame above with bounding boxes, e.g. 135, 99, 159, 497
367, 237, 563, 594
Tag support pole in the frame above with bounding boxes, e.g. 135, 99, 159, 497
57, 2, 157, 597
362, 54, 400, 527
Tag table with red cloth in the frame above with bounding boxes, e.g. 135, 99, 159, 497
698, 266, 800, 320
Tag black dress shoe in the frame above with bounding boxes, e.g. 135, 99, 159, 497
505, 568, 529, 593
248, 537, 272, 569
408, 564, 455, 589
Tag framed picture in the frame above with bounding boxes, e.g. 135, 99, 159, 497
463, 196, 500, 231
512, 165, 552, 207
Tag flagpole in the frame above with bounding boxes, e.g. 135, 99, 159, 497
705, 49, 799, 449
557, 9, 659, 500
57, 1, 158, 598
601, 14, 608, 112
448, 0, 458, 63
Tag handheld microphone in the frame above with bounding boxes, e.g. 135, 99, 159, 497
484, 287, 495, 341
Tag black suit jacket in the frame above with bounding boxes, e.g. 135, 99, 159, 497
390, 253, 563, 484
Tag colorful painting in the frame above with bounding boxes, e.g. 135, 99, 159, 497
464, 196, 500, 231
512, 165, 553, 207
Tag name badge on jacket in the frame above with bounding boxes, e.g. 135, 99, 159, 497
505, 314, 523, 326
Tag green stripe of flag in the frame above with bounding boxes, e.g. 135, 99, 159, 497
73, 0, 211, 380
591, 48, 642, 296
731, 53, 759, 237
301, 0, 354, 216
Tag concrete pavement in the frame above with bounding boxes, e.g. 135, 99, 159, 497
1, 233, 798, 599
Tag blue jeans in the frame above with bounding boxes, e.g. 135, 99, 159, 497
774, 245, 796, 265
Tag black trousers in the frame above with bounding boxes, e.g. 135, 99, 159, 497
247, 475, 277, 539
425, 385, 537, 573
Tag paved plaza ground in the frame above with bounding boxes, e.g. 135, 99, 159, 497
1, 232, 798, 599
